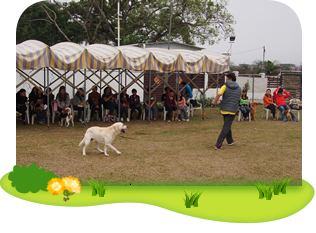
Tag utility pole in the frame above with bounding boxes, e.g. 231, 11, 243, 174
116, 1, 121, 46
263, 46, 265, 70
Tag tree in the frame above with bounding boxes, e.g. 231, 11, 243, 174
264, 60, 280, 75
16, 1, 85, 45
17, 0, 235, 46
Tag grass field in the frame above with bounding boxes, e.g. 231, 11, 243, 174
15, 105, 302, 186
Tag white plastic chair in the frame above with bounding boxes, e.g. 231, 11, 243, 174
277, 109, 300, 121
261, 108, 272, 120
238, 109, 251, 121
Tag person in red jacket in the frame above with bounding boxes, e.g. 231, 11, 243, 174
273, 86, 297, 122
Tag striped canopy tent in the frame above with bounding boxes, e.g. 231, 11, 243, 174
199, 50, 230, 94
16, 40, 50, 93
16, 40, 231, 125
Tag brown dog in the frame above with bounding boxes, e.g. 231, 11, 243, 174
250, 102, 258, 121
284, 109, 293, 121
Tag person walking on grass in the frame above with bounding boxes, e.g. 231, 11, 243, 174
211, 73, 241, 150
273, 86, 298, 122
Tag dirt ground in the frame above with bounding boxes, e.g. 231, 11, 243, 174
16, 105, 302, 186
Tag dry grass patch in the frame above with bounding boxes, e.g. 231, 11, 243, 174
16, 105, 302, 186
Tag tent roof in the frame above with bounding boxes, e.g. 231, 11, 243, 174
16, 40, 229, 74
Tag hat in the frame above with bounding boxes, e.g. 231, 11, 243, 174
242, 89, 247, 92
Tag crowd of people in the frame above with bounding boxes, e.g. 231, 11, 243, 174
16, 82, 194, 125
16, 78, 298, 126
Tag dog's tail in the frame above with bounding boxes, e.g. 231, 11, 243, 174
78, 138, 85, 147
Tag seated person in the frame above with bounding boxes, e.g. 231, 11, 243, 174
274, 86, 298, 122
161, 87, 170, 103
177, 92, 189, 121
164, 90, 177, 123
34, 88, 47, 125
73, 88, 85, 122
88, 86, 102, 122
56, 86, 70, 125
43, 87, 54, 117
263, 88, 277, 120
102, 87, 117, 116
144, 87, 157, 121
129, 89, 142, 120
119, 87, 130, 121
16, 89, 28, 125
181, 81, 193, 102
239, 89, 251, 121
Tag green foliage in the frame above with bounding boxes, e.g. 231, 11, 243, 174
197, 94, 213, 106
87, 179, 106, 197
183, 190, 203, 208
16, 1, 85, 45
264, 60, 280, 75
17, 0, 235, 46
8, 164, 58, 193
243, 80, 250, 92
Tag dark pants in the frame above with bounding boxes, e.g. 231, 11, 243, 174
73, 106, 84, 120
130, 104, 142, 119
265, 104, 276, 118
166, 106, 177, 120
17, 105, 27, 121
103, 104, 116, 115
215, 114, 236, 147
36, 109, 47, 121
90, 105, 102, 120
118, 106, 129, 118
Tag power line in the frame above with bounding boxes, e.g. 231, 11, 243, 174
232, 47, 264, 55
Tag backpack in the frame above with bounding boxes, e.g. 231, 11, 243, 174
103, 114, 117, 123
289, 98, 302, 110
190, 99, 199, 107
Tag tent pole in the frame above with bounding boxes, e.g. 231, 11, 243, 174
73, 71, 75, 99
202, 72, 206, 120
84, 69, 87, 124
176, 72, 179, 121
46, 68, 50, 126
148, 70, 151, 122
118, 69, 121, 120
252, 75, 255, 102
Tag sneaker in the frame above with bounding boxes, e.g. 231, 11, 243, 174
127, 118, 130, 122
121, 118, 123, 121
153, 117, 156, 121
293, 118, 298, 122
186, 119, 189, 122
214, 146, 223, 150
177, 119, 181, 122
283, 118, 287, 122
22, 120, 28, 125
167, 119, 171, 123
39, 120, 44, 125
228, 139, 237, 146
182, 118, 186, 121
78, 119, 83, 123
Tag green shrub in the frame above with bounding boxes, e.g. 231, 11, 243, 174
183, 190, 203, 208
8, 164, 58, 193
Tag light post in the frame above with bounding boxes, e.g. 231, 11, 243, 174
161, 1, 174, 50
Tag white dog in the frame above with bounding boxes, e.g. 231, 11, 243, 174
78, 122, 128, 156
60, 107, 73, 127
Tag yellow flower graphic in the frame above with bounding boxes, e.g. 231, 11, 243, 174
47, 178, 65, 195
62, 176, 81, 194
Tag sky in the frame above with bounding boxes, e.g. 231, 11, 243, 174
199, 0, 302, 67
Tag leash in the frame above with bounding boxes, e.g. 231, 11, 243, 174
119, 135, 181, 142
